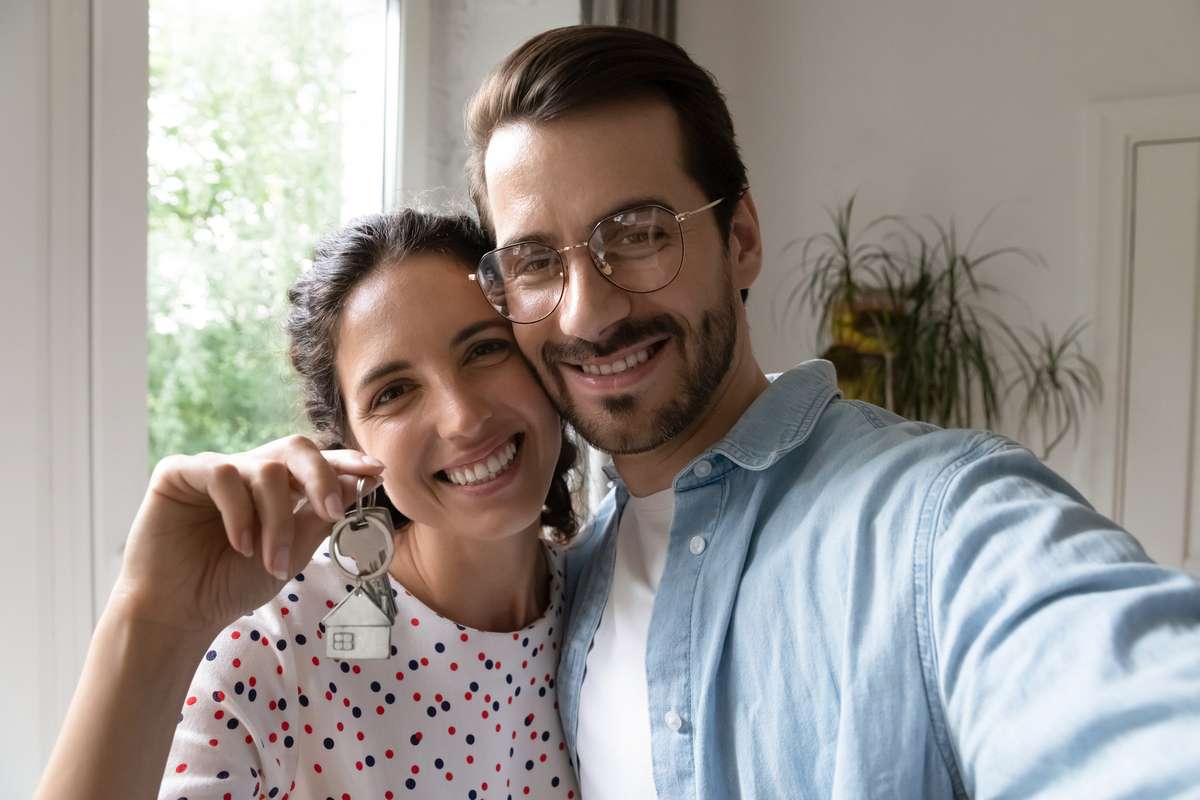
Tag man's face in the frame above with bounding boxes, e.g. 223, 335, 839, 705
482, 98, 743, 454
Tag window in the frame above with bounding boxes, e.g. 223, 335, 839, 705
147, 0, 390, 463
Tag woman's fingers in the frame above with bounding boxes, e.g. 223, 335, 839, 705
291, 474, 385, 567
247, 460, 296, 580
205, 462, 257, 558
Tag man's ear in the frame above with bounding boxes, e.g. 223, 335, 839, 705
727, 190, 763, 292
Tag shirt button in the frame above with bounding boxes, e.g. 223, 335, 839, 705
693, 460, 712, 478
689, 535, 706, 555
664, 709, 683, 732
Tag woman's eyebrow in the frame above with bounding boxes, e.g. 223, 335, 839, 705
450, 319, 510, 348
357, 359, 412, 393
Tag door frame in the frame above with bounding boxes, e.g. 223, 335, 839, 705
1086, 93, 1200, 573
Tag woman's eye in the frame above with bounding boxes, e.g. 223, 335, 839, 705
373, 383, 410, 408
468, 339, 512, 363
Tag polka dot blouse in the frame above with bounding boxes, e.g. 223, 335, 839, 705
159, 540, 579, 800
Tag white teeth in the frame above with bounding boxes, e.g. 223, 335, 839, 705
446, 440, 518, 486
582, 347, 653, 376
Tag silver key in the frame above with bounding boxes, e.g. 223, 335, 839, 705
321, 481, 397, 660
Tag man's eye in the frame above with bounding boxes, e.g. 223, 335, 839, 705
513, 256, 556, 276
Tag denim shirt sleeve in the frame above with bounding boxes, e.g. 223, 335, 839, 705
920, 435, 1200, 797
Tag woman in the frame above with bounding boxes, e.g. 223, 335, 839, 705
36, 210, 581, 800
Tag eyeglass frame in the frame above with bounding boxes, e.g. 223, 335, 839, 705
469, 194, 732, 324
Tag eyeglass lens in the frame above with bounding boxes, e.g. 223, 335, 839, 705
475, 205, 684, 323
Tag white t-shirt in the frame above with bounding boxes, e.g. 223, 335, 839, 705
576, 488, 675, 800
158, 540, 579, 800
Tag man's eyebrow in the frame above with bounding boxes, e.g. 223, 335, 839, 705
451, 318, 510, 348
501, 195, 675, 247
357, 359, 412, 393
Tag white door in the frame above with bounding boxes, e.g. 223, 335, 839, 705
1092, 96, 1200, 574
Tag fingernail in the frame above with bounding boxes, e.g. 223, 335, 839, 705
272, 546, 291, 580
362, 455, 385, 468
241, 535, 255, 558
324, 492, 344, 521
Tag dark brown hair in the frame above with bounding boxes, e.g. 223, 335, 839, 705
465, 25, 749, 241
286, 209, 578, 543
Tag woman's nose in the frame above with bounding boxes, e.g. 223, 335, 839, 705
434, 382, 494, 441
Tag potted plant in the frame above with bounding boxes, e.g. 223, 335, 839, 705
785, 196, 1102, 459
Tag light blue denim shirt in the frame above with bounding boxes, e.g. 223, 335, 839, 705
558, 360, 1200, 799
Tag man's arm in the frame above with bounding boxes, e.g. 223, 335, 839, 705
922, 439, 1200, 797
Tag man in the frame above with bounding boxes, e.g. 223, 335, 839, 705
465, 25, 1200, 799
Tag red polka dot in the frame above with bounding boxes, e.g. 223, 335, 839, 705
175, 763, 187, 774
313, 762, 323, 773
395, 671, 404, 681
231, 658, 241, 668
447, 726, 456, 735
376, 705, 385, 715
450, 662, 458, 671
280, 607, 289, 616
385, 749, 394, 759
445, 772, 454, 781
185, 696, 197, 706
411, 764, 420, 774
460, 633, 469, 641
231, 630, 241, 639
412, 692, 421, 702
208, 738, 218, 747
410, 617, 419, 626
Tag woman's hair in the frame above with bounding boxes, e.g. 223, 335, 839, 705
286, 209, 578, 543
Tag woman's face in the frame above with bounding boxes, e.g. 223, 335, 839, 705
334, 253, 563, 540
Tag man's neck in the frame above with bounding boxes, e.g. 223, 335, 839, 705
613, 342, 769, 497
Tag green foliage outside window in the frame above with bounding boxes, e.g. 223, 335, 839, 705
148, 0, 356, 465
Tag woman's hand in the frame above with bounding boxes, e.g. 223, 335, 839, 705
109, 434, 386, 636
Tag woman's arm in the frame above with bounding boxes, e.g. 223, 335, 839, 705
34, 436, 384, 800
35, 599, 219, 800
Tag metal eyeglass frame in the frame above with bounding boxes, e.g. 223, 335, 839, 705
470, 194, 729, 324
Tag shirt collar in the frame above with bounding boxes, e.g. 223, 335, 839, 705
598, 359, 841, 484
709, 359, 841, 470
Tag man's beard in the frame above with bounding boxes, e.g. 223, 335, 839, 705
538, 285, 739, 455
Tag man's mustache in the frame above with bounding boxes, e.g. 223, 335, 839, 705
540, 315, 684, 366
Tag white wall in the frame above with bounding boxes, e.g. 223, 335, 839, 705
0, 2, 57, 796
415, 0, 580, 203
1, 1, 147, 795
678, 0, 1200, 498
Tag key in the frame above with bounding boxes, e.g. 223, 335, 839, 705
321, 483, 397, 660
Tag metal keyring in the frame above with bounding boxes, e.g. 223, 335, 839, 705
329, 477, 393, 582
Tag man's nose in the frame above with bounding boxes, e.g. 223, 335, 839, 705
435, 381, 494, 441
555, 247, 632, 343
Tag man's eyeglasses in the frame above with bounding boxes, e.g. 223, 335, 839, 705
470, 195, 728, 324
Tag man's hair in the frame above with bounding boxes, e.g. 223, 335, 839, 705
465, 25, 749, 244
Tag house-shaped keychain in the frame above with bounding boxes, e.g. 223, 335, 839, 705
323, 585, 393, 659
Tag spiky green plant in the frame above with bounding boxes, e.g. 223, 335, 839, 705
788, 196, 1102, 457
